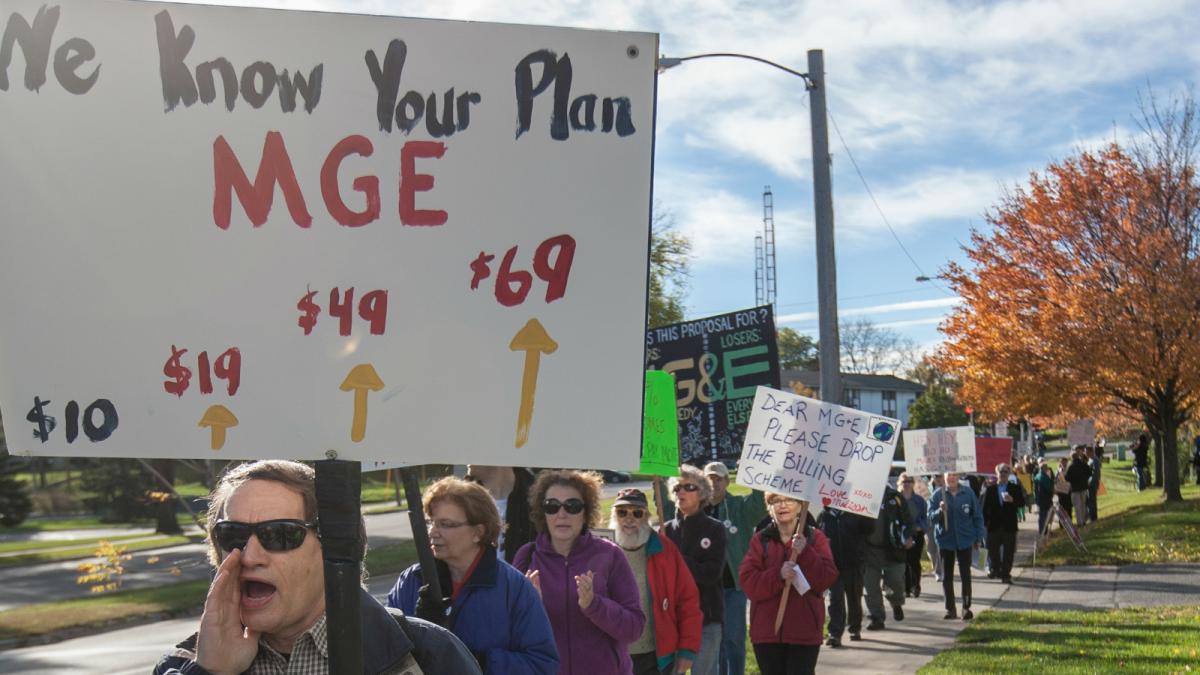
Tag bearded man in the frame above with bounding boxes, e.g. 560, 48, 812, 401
610, 488, 703, 675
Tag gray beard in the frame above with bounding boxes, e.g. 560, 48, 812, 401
613, 522, 651, 550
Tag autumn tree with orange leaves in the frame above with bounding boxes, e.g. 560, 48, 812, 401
938, 95, 1200, 502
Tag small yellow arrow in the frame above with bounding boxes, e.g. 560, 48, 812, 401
198, 405, 238, 451
340, 363, 385, 442
510, 319, 557, 448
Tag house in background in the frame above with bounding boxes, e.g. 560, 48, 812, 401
780, 369, 925, 426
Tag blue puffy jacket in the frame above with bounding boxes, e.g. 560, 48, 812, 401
928, 485, 984, 552
388, 548, 559, 675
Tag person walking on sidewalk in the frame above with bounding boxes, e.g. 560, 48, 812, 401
740, 494, 838, 675
665, 465, 727, 675
817, 503, 873, 647
1054, 457, 1073, 525
1033, 461, 1056, 536
982, 464, 1025, 584
1085, 447, 1102, 523
898, 473, 928, 598
1066, 447, 1093, 528
702, 461, 766, 675
925, 474, 945, 582
863, 485, 914, 631
928, 472, 985, 621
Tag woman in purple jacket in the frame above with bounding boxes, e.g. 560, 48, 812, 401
514, 470, 645, 675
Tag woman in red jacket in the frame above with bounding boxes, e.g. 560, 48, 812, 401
739, 494, 838, 675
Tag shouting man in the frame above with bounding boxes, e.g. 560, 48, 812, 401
155, 460, 480, 675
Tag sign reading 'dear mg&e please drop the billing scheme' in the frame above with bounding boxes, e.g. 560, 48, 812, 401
736, 387, 900, 518
0, 0, 657, 467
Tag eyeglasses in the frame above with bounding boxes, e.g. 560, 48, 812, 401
615, 507, 645, 519
902, 480, 915, 484
767, 497, 799, 507
672, 483, 700, 494
427, 519, 470, 532
543, 498, 585, 515
212, 519, 316, 553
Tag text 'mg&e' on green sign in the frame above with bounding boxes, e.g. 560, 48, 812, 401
640, 370, 680, 476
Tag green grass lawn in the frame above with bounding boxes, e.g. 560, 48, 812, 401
919, 606, 1200, 674
0, 534, 202, 568
0, 540, 420, 642
1035, 459, 1200, 565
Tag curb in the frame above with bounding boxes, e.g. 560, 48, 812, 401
0, 604, 203, 652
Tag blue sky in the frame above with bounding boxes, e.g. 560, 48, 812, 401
189, 0, 1200, 360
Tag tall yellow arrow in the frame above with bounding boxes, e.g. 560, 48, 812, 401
510, 319, 557, 448
340, 363, 385, 442
198, 405, 238, 451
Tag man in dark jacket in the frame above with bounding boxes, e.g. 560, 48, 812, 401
863, 485, 914, 631
1065, 448, 1093, 527
1085, 446, 1102, 523
666, 464, 727, 675
817, 506, 875, 646
982, 464, 1026, 584
1131, 433, 1150, 491
155, 460, 480, 675
466, 465, 536, 562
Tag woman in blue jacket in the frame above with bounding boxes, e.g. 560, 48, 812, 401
927, 472, 984, 621
388, 477, 558, 675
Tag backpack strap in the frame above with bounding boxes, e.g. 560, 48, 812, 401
384, 608, 425, 675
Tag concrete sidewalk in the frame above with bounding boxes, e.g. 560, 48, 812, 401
995, 562, 1200, 611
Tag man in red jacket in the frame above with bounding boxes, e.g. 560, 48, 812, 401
611, 488, 704, 675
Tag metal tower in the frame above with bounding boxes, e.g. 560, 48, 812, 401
754, 234, 765, 306
762, 186, 777, 309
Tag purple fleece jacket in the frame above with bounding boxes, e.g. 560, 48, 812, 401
513, 531, 645, 675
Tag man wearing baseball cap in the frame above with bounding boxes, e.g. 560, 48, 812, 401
610, 488, 703, 674
702, 461, 767, 675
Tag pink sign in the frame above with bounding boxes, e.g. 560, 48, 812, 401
975, 437, 1013, 475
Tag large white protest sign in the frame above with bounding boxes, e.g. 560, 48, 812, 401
0, 0, 656, 467
903, 427, 977, 475
1067, 419, 1096, 448
736, 387, 900, 517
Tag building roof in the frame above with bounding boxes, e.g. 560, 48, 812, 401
780, 369, 926, 394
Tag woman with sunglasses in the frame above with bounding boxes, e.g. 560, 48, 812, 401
388, 477, 558, 674
664, 464, 727, 675
513, 470, 645, 675
739, 494, 838, 675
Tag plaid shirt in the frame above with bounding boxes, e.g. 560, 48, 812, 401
249, 616, 329, 675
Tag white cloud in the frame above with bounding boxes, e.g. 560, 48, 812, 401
778, 296, 960, 324
835, 169, 1006, 241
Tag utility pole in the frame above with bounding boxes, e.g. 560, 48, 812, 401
808, 49, 841, 406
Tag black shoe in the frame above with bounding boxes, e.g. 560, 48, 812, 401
866, 620, 885, 631
963, 609, 974, 620
893, 605, 904, 621
943, 609, 958, 620
826, 636, 842, 648
914, 584, 922, 598
905, 590, 912, 597
1002, 576, 1013, 584
987, 572, 997, 579
849, 632, 862, 641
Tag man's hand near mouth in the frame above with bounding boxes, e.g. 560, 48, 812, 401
196, 549, 259, 675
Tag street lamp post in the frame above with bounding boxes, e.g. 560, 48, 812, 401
658, 49, 842, 405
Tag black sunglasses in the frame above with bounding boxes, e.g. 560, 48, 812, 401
615, 507, 645, 519
543, 498, 585, 515
212, 519, 317, 553
672, 483, 700, 493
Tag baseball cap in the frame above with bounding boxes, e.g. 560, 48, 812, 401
703, 461, 729, 479
613, 488, 648, 508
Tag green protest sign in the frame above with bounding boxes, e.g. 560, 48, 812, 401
640, 370, 680, 476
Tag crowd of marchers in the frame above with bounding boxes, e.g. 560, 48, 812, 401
150, 447, 1117, 675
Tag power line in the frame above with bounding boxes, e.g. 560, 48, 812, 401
827, 110, 956, 298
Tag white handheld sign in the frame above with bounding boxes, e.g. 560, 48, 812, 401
0, 0, 657, 468
903, 427, 977, 475
736, 387, 900, 518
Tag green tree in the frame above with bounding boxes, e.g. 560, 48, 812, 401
647, 209, 691, 328
82, 459, 156, 523
906, 386, 969, 430
777, 327, 819, 370
0, 412, 32, 527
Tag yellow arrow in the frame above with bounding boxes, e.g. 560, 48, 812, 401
340, 363, 385, 442
198, 405, 238, 451
510, 319, 557, 448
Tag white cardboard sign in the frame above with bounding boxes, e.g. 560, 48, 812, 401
903, 427, 977, 475
1067, 419, 1096, 448
0, 0, 657, 467
736, 387, 901, 518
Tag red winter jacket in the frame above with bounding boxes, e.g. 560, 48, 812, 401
643, 531, 703, 669
739, 522, 838, 646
